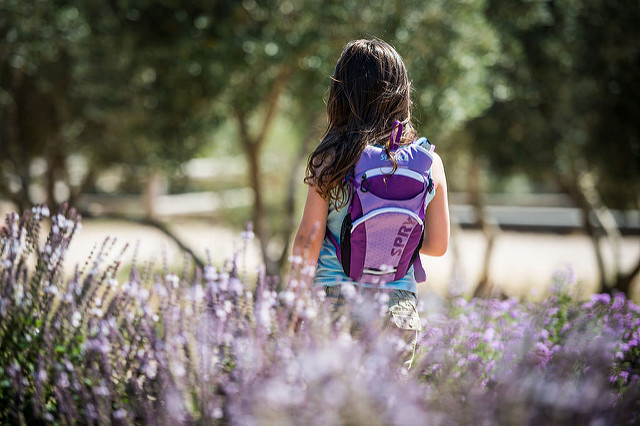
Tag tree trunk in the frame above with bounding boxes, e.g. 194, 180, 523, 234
45, 132, 65, 212
577, 171, 623, 277
8, 70, 33, 211
553, 170, 640, 297
616, 257, 640, 297
143, 169, 167, 220
276, 113, 325, 274
575, 172, 640, 296
44, 51, 72, 211
556, 171, 609, 290
244, 140, 270, 270
469, 161, 499, 298
233, 66, 292, 277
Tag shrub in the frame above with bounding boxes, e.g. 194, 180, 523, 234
0, 207, 638, 424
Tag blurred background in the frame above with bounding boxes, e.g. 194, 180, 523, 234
1, 0, 638, 299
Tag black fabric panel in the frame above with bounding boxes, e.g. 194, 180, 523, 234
340, 214, 352, 277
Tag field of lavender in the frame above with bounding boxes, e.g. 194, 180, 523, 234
1, 206, 639, 425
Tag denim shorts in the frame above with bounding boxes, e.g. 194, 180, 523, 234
323, 285, 422, 332
324, 285, 421, 368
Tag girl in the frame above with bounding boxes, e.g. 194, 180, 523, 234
292, 39, 450, 365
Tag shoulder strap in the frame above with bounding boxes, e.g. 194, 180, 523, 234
413, 137, 435, 153
412, 137, 432, 282
326, 227, 339, 250
413, 257, 427, 282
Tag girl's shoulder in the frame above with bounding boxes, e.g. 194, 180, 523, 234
429, 151, 446, 186
410, 137, 445, 178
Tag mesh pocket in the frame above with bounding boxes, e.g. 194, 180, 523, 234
349, 209, 422, 284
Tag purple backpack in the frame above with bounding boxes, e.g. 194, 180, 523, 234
327, 121, 435, 284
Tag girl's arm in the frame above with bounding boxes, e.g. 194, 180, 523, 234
420, 153, 450, 256
291, 185, 329, 266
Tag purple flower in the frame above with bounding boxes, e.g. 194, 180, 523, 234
468, 353, 482, 363
483, 327, 495, 343
467, 332, 481, 349
534, 342, 553, 368
591, 293, 611, 305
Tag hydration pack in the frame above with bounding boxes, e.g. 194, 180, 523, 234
326, 121, 435, 284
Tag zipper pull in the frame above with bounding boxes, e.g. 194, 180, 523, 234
360, 174, 370, 193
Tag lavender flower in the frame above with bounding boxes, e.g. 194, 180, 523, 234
1, 207, 639, 424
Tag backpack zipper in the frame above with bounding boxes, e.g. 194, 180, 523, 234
350, 207, 423, 232
360, 173, 370, 192
359, 167, 426, 182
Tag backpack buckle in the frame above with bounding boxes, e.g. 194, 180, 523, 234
427, 175, 434, 193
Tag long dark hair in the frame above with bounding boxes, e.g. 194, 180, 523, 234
305, 39, 418, 209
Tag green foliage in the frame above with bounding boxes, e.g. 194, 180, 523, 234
463, 0, 640, 209
1, 0, 503, 208
0, 0, 233, 206
2, 0, 638, 213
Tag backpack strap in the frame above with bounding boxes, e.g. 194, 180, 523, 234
325, 226, 342, 262
325, 168, 359, 262
412, 136, 432, 282
413, 137, 435, 153
413, 257, 427, 282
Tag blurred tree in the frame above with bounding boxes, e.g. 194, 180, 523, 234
0, 0, 240, 266
0, 0, 79, 211
212, 0, 370, 276
0, 0, 231, 212
463, 0, 640, 295
395, 2, 503, 296
216, 0, 501, 276
1, 0, 502, 278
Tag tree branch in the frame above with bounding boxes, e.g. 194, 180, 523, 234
233, 106, 251, 152
255, 66, 292, 147
78, 211, 205, 269
555, 171, 609, 289
577, 171, 623, 275
232, 65, 292, 152
231, 65, 293, 276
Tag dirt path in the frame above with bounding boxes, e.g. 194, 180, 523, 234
423, 229, 639, 300
66, 219, 640, 301
65, 219, 263, 272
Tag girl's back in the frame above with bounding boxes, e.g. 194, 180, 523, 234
291, 39, 450, 368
